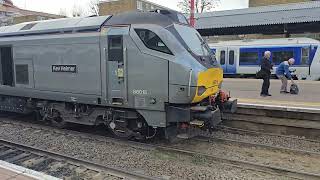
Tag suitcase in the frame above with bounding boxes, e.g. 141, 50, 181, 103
290, 83, 299, 95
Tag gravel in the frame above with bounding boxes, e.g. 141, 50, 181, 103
0, 120, 292, 180
171, 137, 320, 174
211, 130, 320, 153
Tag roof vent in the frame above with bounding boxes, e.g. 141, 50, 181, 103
20, 23, 37, 31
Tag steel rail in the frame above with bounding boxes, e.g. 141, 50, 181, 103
194, 136, 320, 157
0, 138, 159, 180
153, 145, 320, 180
218, 125, 320, 144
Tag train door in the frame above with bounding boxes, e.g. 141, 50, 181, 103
217, 48, 227, 73
0, 47, 14, 86
217, 48, 237, 74
107, 27, 129, 105
227, 48, 237, 74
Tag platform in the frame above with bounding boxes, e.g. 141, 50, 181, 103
223, 78, 320, 109
0, 160, 60, 180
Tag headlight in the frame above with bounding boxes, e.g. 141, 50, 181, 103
197, 86, 206, 96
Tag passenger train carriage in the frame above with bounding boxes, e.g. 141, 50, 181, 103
210, 38, 320, 80
0, 10, 236, 140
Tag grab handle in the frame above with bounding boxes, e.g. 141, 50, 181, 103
188, 69, 193, 97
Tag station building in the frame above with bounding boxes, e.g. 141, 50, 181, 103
99, 0, 170, 15
0, 0, 64, 26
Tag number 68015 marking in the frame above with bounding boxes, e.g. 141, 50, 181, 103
133, 90, 148, 95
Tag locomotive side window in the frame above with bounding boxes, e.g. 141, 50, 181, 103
15, 64, 29, 85
229, 50, 235, 65
239, 52, 258, 65
135, 29, 173, 55
272, 51, 294, 65
108, 35, 123, 62
301, 47, 310, 65
109, 36, 122, 50
220, 50, 225, 65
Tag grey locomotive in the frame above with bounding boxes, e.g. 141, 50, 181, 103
0, 10, 236, 140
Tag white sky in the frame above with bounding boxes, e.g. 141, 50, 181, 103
12, 0, 249, 16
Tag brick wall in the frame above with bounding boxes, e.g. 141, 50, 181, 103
99, 0, 166, 16
13, 15, 62, 24
99, 0, 136, 16
249, 0, 312, 7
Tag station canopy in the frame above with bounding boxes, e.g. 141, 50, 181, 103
195, 1, 320, 36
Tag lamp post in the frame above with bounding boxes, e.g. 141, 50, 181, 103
190, 0, 195, 27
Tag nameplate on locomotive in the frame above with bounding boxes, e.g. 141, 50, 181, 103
52, 65, 77, 73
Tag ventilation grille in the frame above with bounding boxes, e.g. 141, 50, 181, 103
20, 23, 37, 31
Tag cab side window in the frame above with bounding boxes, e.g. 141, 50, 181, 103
135, 29, 173, 55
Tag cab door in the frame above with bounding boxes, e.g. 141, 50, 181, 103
107, 27, 129, 105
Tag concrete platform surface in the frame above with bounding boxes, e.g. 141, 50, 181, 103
0, 160, 60, 180
223, 78, 320, 109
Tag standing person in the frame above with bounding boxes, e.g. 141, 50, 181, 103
276, 58, 295, 93
260, 51, 273, 97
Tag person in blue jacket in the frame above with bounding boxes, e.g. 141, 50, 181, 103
276, 58, 295, 93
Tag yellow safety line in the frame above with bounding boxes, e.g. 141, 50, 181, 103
238, 98, 320, 107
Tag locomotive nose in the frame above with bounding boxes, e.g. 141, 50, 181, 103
192, 68, 223, 103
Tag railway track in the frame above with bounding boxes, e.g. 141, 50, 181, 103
0, 118, 319, 180
195, 135, 320, 157
0, 137, 157, 180
159, 134, 320, 180
156, 145, 320, 180
218, 125, 320, 144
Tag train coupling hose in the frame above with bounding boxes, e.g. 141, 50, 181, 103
210, 90, 237, 113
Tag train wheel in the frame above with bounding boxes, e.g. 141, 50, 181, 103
44, 109, 67, 128
51, 116, 67, 128
107, 120, 134, 140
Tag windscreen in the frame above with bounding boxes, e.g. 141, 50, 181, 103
174, 24, 210, 56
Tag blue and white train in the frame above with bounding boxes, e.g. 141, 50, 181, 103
209, 38, 320, 80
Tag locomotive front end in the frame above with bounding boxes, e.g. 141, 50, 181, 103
191, 66, 237, 129
165, 18, 237, 138
192, 67, 223, 103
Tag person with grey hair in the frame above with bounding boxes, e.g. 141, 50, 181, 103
276, 58, 295, 93
260, 51, 273, 97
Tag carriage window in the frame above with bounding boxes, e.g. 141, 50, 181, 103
301, 47, 309, 65
272, 51, 294, 65
135, 29, 173, 55
229, 50, 235, 65
220, 50, 225, 65
239, 52, 258, 65
15, 64, 29, 85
